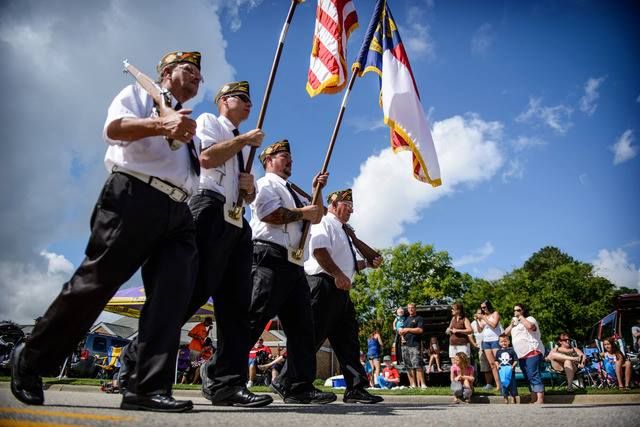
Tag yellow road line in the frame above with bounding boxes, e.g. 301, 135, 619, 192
0, 407, 133, 422
0, 420, 84, 427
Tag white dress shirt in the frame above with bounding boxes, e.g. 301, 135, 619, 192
195, 113, 252, 202
250, 172, 310, 258
304, 212, 357, 280
102, 83, 199, 194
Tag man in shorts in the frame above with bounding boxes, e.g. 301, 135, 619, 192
398, 303, 425, 388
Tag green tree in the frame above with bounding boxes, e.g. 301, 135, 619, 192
351, 242, 470, 353
462, 246, 619, 343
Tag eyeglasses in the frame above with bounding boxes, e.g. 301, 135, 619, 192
176, 64, 203, 82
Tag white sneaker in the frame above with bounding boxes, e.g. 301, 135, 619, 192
246, 380, 253, 388
482, 384, 495, 390
420, 385, 428, 389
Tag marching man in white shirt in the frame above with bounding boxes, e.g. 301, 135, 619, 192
11, 51, 203, 412
188, 81, 272, 407
248, 140, 336, 404
276, 188, 384, 404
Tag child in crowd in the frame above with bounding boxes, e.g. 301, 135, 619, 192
450, 352, 475, 403
601, 337, 632, 390
427, 336, 441, 373
393, 307, 407, 344
378, 355, 401, 389
495, 333, 518, 403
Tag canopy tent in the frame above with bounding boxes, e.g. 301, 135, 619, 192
104, 286, 214, 322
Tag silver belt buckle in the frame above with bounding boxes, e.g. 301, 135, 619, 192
168, 187, 188, 203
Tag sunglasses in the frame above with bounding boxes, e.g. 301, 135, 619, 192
559, 338, 569, 342
513, 308, 522, 312
480, 306, 487, 309
232, 94, 252, 104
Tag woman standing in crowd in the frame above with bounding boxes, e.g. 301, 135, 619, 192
447, 303, 472, 358
476, 300, 502, 391
504, 303, 545, 404
367, 330, 383, 386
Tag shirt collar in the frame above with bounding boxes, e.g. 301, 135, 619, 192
218, 114, 236, 134
265, 172, 288, 185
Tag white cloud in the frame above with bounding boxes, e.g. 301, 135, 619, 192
502, 159, 524, 182
348, 116, 387, 134
579, 76, 606, 116
512, 135, 546, 151
516, 97, 573, 134
453, 242, 495, 267
0, 252, 74, 323
578, 173, 589, 185
350, 114, 504, 247
483, 267, 506, 281
0, 0, 235, 322
611, 129, 637, 165
218, 0, 264, 31
593, 248, 640, 290
402, 6, 436, 61
471, 23, 494, 56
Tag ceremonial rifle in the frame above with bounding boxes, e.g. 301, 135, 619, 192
342, 224, 382, 266
122, 59, 184, 150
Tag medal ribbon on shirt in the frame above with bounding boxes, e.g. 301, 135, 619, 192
342, 223, 359, 273
174, 102, 200, 176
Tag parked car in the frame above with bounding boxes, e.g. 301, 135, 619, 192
0, 320, 24, 375
68, 333, 130, 378
588, 294, 640, 353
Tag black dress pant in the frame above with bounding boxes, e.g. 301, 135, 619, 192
187, 194, 253, 395
120, 194, 253, 396
23, 173, 198, 396
277, 273, 369, 391
248, 243, 316, 394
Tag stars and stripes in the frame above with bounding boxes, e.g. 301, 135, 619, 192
306, 0, 359, 97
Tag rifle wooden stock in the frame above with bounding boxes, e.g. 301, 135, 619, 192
122, 59, 182, 150
342, 224, 381, 265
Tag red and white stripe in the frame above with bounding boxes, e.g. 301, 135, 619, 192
306, 0, 358, 97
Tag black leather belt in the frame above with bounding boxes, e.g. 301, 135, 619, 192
253, 239, 287, 255
197, 189, 226, 203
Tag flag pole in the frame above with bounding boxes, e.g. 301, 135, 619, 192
291, 68, 359, 261
290, 0, 385, 261
229, 0, 304, 220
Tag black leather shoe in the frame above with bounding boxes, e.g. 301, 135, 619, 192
120, 393, 193, 412
269, 380, 288, 400
343, 388, 384, 404
210, 386, 273, 407
283, 387, 337, 404
10, 342, 44, 405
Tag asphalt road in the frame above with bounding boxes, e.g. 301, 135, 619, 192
0, 387, 638, 427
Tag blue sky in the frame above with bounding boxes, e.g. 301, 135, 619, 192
1, 0, 638, 323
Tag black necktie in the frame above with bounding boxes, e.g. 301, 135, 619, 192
232, 129, 245, 173
175, 102, 200, 176
286, 182, 304, 208
342, 223, 359, 273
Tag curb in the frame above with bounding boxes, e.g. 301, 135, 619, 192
2, 383, 639, 405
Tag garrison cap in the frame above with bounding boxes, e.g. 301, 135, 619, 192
327, 188, 353, 204
156, 51, 201, 74
259, 139, 290, 166
215, 81, 251, 104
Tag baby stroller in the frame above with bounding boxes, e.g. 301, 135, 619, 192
96, 346, 123, 393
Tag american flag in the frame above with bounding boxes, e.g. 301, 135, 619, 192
306, 0, 359, 97
354, 0, 442, 187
